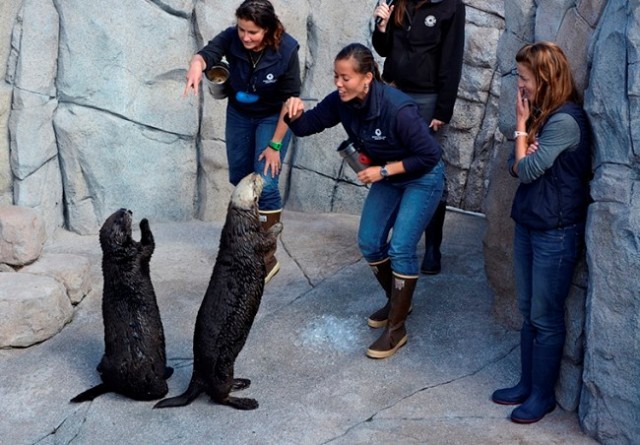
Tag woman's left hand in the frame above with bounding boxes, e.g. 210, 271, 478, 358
430, 119, 445, 132
357, 166, 383, 184
259, 147, 281, 178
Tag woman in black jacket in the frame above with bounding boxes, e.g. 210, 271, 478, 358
373, 0, 465, 274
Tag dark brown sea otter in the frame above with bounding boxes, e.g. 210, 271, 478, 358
155, 173, 282, 410
70, 209, 172, 403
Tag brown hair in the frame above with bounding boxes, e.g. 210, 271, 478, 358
515, 41, 581, 142
392, 0, 431, 27
335, 43, 382, 81
236, 0, 285, 49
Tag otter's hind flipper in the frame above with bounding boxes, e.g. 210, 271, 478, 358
70, 383, 111, 403
220, 395, 259, 410
153, 380, 202, 409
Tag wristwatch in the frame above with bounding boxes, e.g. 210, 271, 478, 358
380, 166, 389, 178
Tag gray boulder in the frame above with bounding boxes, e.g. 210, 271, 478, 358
19, 253, 92, 305
0, 205, 46, 266
0, 273, 73, 348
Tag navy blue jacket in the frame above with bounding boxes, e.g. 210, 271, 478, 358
510, 103, 592, 230
286, 80, 441, 181
198, 27, 301, 118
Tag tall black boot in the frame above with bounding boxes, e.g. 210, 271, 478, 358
421, 200, 446, 275
366, 273, 417, 359
367, 259, 393, 328
492, 321, 535, 405
510, 342, 563, 424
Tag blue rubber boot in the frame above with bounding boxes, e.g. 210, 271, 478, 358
492, 322, 535, 405
510, 342, 563, 424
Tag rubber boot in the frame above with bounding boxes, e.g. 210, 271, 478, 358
367, 259, 393, 328
510, 342, 563, 424
259, 209, 282, 285
366, 273, 417, 359
421, 200, 446, 275
492, 321, 535, 405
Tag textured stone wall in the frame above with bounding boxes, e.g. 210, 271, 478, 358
1, 0, 503, 233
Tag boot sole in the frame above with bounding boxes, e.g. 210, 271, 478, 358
492, 397, 526, 406
264, 261, 280, 285
510, 403, 556, 424
365, 335, 408, 359
367, 318, 387, 329
367, 306, 413, 329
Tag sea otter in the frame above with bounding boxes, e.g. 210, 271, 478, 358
70, 209, 172, 403
155, 173, 282, 410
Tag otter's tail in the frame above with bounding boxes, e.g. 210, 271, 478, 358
153, 380, 202, 409
70, 383, 110, 403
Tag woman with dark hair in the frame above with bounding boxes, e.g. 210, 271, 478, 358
284, 43, 444, 359
491, 41, 592, 424
184, 0, 301, 283
373, 0, 466, 275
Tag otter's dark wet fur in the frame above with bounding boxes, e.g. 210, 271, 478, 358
155, 174, 281, 410
70, 209, 173, 403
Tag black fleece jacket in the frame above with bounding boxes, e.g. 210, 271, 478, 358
372, 0, 465, 123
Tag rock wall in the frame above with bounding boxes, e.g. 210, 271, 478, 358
483, 0, 640, 443
579, 1, 640, 443
1, 0, 503, 232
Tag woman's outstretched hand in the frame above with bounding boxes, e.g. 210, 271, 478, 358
284, 97, 305, 121
184, 55, 206, 96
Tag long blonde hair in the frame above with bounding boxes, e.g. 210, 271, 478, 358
515, 41, 580, 142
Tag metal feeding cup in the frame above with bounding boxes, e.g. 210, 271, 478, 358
205, 61, 230, 99
337, 139, 369, 173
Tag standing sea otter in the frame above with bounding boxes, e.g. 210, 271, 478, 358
155, 173, 282, 410
70, 209, 173, 403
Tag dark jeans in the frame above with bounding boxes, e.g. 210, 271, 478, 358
225, 104, 291, 210
404, 91, 448, 202
513, 222, 585, 347
358, 161, 445, 275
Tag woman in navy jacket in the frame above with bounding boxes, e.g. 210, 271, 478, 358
284, 43, 444, 359
184, 0, 301, 284
492, 41, 592, 424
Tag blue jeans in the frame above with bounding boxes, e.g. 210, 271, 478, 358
225, 104, 291, 210
513, 222, 585, 347
358, 160, 445, 275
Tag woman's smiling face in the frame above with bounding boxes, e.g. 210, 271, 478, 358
236, 18, 266, 51
516, 63, 537, 102
333, 58, 372, 102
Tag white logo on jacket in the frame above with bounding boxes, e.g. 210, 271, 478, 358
425, 15, 437, 27
372, 128, 386, 141
263, 73, 276, 84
